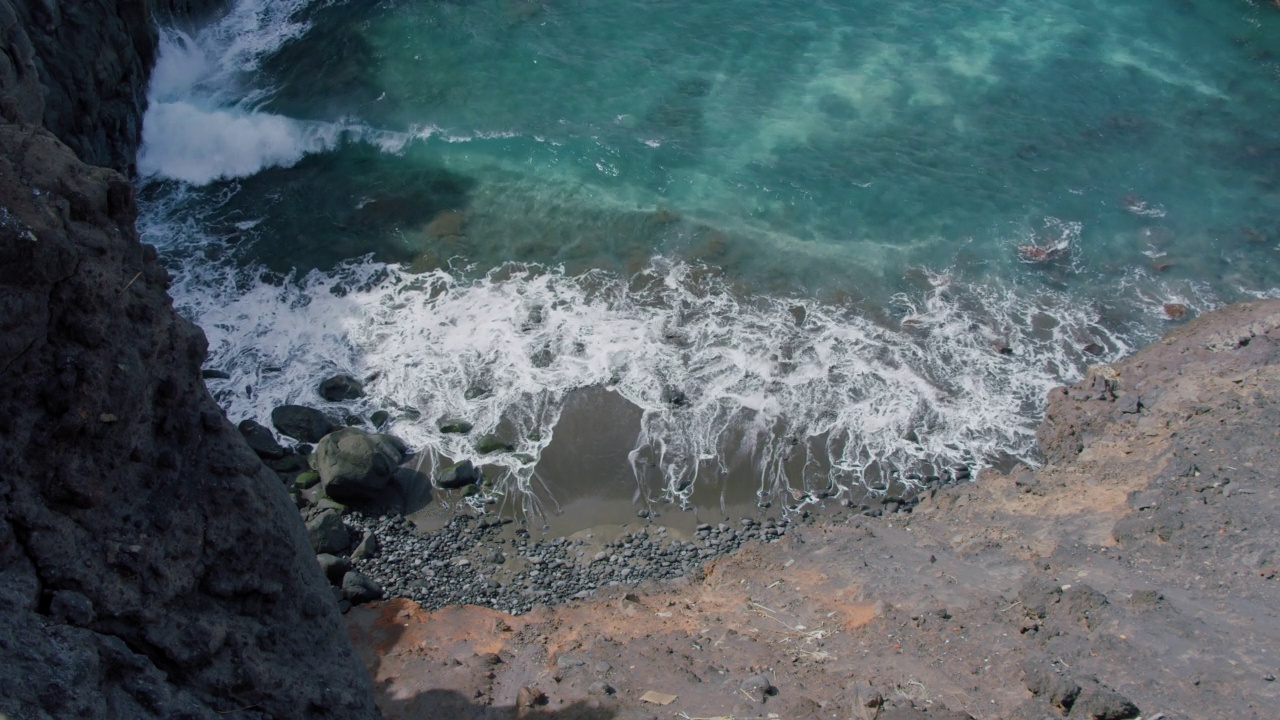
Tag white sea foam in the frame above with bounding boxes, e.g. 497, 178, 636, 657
139, 1, 383, 184
138, 99, 417, 184
142, 186, 1137, 509
140, 102, 332, 183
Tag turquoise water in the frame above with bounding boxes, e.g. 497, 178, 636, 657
139, 0, 1280, 512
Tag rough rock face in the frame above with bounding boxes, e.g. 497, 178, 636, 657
0, 0, 225, 173
0, 125, 379, 718
1037, 300, 1280, 466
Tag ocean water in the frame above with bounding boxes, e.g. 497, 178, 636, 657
138, 0, 1280, 519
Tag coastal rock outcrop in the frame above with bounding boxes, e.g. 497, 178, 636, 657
1037, 300, 1280, 466
0, 123, 378, 717
0, 0, 228, 173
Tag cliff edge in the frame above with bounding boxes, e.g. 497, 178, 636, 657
0, 2, 380, 719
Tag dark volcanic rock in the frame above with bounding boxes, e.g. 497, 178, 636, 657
0, 125, 378, 718
0, 0, 229, 174
1070, 679, 1140, 719
437, 459, 482, 489
315, 427, 404, 503
272, 403, 337, 443
237, 418, 286, 459
308, 510, 352, 555
1023, 659, 1081, 711
317, 553, 352, 585
319, 373, 364, 401
341, 570, 384, 605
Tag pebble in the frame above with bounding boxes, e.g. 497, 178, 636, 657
311, 484, 926, 614
336, 498, 913, 616
740, 674, 776, 703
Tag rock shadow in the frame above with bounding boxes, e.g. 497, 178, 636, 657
379, 689, 619, 720
351, 608, 620, 720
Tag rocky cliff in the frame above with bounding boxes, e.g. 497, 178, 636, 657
0, 3, 380, 719
0, 0, 224, 174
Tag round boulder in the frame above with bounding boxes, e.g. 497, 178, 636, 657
341, 571, 384, 605
315, 427, 405, 503
319, 374, 364, 401
271, 404, 337, 443
316, 553, 351, 585
437, 459, 481, 489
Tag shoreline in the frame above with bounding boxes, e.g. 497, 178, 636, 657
342, 493, 925, 616
5, 1, 1280, 718
346, 298, 1280, 719
296, 420, 942, 615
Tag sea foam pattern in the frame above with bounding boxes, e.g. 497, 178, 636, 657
142, 183, 1128, 507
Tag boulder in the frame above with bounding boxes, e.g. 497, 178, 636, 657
341, 571, 384, 605
315, 428, 404, 503
0, 26, 380, 720
316, 554, 351, 585
318, 374, 364, 401
237, 419, 285, 460
266, 451, 308, 473
476, 434, 514, 454
272, 404, 337, 443
437, 459, 482, 489
1023, 660, 1081, 711
393, 459, 434, 514
351, 532, 379, 561
306, 510, 351, 555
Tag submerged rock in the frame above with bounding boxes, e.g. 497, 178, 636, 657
439, 419, 474, 434
319, 374, 364, 401
475, 434, 514, 454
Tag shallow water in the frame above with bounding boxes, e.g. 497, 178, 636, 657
139, 0, 1280, 520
